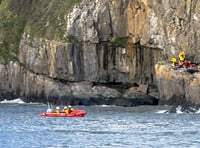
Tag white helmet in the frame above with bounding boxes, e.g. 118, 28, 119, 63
56, 106, 60, 109
64, 106, 68, 109
68, 105, 71, 108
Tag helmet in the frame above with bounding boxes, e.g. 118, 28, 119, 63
56, 106, 60, 109
64, 106, 68, 109
170, 57, 177, 63
180, 51, 185, 55
68, 105, 71, 108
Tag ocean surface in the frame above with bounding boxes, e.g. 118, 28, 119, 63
1, 99, 200, 148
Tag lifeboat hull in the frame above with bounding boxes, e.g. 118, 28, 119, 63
39, 110, 87, 117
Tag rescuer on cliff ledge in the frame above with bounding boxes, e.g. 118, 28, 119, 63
170, 51, 200, 73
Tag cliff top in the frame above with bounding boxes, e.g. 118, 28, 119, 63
0, 0, 83, 63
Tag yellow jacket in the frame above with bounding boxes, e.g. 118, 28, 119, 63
63, 109, 69, 114
55, 109, 60, 113
179, 52, 185, 61
170, 57, 177, 67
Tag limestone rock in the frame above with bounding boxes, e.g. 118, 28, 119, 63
0, 0, 200, 106
155, 64, 200, 106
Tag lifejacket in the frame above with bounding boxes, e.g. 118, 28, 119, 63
55, 109, 60, 113
63, 109, 69, 114
68, 108, 74, 113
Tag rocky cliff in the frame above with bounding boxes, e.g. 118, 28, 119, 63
0, 0, 199, 106
155, 63, 200, 106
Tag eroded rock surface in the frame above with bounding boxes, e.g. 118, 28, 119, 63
155, 63, 200, 106
0, 0, 199, 106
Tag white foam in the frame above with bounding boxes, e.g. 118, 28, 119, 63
101, 105, 109, 107
156, 110, 169, 114
176, 105, 183, 114
101, 105, 116, 107
195, 109, 200, 114
189, 107, 198, 112
0, 98, 25, 104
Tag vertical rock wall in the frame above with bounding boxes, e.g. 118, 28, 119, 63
18, 0, 161, 85
155, 64, 200, 106
0, 0, 199, 105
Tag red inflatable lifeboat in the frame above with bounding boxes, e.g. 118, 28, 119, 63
39, 110, 87, 117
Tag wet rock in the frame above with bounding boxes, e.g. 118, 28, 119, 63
137, 84, 148, 94
1, 0, 200, 107
168, 105, 199, 113
155, 64, 200, 106
0, 63, 158, 106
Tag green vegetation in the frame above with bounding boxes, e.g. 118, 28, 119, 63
66, 35, 79, 43
101, 37, 129, 47
0, 0, 82, 63
0, 0, 27, 63
25, 0, 83, 40
111, 37, 129, 47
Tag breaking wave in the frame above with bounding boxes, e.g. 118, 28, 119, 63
156, 105, 200, 114
0, 98, 25, 104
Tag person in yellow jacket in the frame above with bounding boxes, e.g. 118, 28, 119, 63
68, 105, 74, 113
63, 106, 69, 114
55, 106, 60, 113
179, 51, 185, 61
170, 57, 177, 68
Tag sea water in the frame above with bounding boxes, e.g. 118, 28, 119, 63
0, 99, 200, 148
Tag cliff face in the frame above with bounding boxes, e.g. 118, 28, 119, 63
18, 0, 161, 84
155, 64, 200, 106
0, 0, 199, 105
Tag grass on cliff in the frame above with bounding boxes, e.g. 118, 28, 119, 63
0, 0, 27, 63
0, 0, 82, 63
25, 0, 83, 40
101, 37, 130, 48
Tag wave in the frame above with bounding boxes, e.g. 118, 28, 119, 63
0, 98, 25, 104
156, 110, 169, 114
176, 105, 183, 114
101, 105, 117, 107
156, 105, 200, 114
0, 98, 43, 105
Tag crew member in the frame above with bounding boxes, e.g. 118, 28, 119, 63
68, 105, 74, 113
170, 57, 177, 68
55, 106, 60, 113
179, 51, 185, 62
63, 106, 69, 114
178, 51, 186, 67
